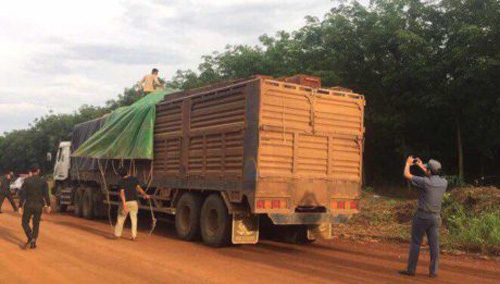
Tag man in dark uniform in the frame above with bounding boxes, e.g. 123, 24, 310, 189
18, 165, 51, 249
399, 156, 447, 278
0, 172, 18, 213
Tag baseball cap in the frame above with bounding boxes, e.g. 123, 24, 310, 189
425, 159, 442, 174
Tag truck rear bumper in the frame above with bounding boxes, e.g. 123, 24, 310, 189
267, 212, 351, 225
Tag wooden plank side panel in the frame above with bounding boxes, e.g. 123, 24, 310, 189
187, 86, 247, 177
259, 131, 293, 176
258, 79, 364, 182
330, 136, 362, 181
154, 101, 183, 175
314, 95, 363, 136
260, 86, 313, 133
154, 82, 249, 180
297, 134, 328, 177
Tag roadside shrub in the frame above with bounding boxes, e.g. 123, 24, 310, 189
444, 175, 466, 189
445, 203, 500, 254
363, 186, 374, 194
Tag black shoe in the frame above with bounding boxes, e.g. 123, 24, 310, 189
31, 240, 37, 249
398, 270, 415, 277
429, 273, 438, 278
24, 240, 33, 250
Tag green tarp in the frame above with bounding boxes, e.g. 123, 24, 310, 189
72, 88, 178, 160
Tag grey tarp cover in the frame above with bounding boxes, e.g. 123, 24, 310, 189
70, 115, 108, 174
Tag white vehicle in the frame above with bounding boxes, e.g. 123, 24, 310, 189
52, 141, 72, 211
53, 141, 72, 181
9, 177, 25, 195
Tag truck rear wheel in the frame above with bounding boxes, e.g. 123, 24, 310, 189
175, 193, 203, 241
73, 188, 84, 217
92, 191, 105, 219
82, 188, 94, 219
200, 194, 231, 247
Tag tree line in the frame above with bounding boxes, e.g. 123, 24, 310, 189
0, 88, 142, 174
2, 0, 500, 186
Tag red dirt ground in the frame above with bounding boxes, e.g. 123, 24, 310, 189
0, 202, 499, 283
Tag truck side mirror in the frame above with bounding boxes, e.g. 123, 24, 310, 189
47, 152, 52, 162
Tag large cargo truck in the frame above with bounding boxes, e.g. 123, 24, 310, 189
52, 75, 365, 246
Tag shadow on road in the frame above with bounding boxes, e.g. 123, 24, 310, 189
49, 220, 114, 239
0, 223, 25, 249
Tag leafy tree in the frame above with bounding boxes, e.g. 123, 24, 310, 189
166, 0, 500, 185
2, 0, 500, 186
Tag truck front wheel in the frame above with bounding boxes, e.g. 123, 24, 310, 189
82, 188, 94, 219
56, 196, 67, 212
175, 193, 203, 241
92, 191, 105, 219
73, 188, 84, 217
200, 194, 231, 247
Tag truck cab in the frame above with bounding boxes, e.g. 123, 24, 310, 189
53, 141, 71, 181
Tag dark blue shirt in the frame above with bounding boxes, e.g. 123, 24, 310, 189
118, 176, 140, 201
411, 175, 447, 219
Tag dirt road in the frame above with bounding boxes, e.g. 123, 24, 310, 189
0, 207, 499, 284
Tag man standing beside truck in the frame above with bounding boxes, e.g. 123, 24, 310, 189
0, 172, 18, 213
399, 157, 447, 278
18, 164, 51, 249
114, 167, 150, 240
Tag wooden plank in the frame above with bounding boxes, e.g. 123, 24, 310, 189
180, 99, 192, 175
293, 132, 298, 174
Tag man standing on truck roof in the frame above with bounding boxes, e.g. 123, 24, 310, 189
139, 68, 163, 95
114, 167, 150, 241
0, 172, 18, 213
399, 157, 447, 278
18, 164, 51, 249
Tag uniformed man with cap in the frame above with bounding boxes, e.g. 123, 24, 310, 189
18, 164, 51, 249
0, 172, 18, 213
399, 157, 447, 278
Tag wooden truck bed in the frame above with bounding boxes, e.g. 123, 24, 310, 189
152, 76, 365, 217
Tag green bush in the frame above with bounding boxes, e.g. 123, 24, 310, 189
445, 203, 500, 253
444, 175, 466, 189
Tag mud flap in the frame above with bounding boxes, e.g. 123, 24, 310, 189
232, 213, 259, 244
307, 223, 333, 241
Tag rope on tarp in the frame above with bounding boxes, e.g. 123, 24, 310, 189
305, 91, 317, 134
126, 159, 157, 237
111, 159, 119, 175
97, 158, 157, 236
98, 159, 114, 230
145, 162, 157, 236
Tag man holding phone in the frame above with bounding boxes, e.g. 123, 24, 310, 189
399, 156, 447, 278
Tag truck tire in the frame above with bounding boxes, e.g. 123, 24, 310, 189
175, 192, 203, 241
56, 196, 67, 213
52, 184, 67, 212
73, 188, 84, 217
92, 191, 104, 219
82, 188, 94, 219
200, 194, 231, 247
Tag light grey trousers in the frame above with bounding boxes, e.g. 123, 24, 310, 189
114, 201, 139, 238
406, 215, 441, 275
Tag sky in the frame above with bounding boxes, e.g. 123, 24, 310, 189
0, 0, 350, 134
